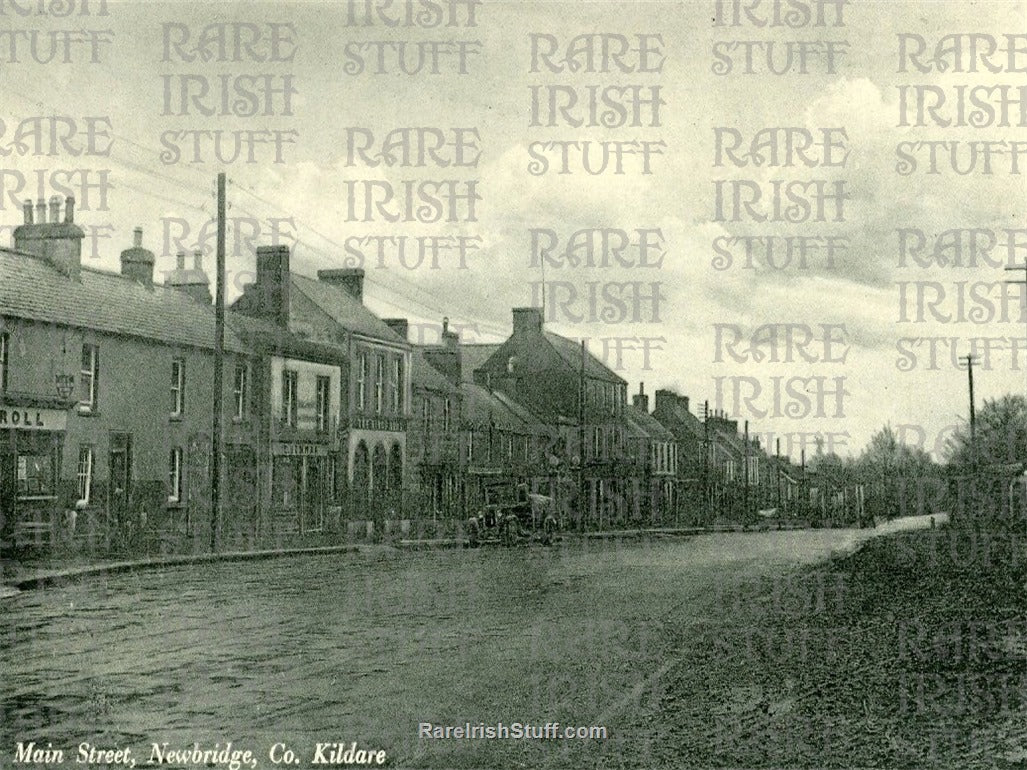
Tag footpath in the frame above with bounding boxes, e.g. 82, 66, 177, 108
1, 517, 943, 596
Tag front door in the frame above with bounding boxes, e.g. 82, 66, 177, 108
108, 433, 132, 530
0, 445, 15, 541
301, 457, 325, 532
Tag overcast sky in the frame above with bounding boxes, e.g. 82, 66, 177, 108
2, 0, 1025, 460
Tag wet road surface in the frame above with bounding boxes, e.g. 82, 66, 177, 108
1, 521, 937, 769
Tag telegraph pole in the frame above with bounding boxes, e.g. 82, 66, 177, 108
703, 399, 710, 525
776, 436, 782, 512
578, 339, 586, 532
743, 419, 750, 520
960, 354, 976, 450
210, 173, 226, 552
1006, 262, 1027, 398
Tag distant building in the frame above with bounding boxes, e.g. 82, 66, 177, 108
625, 384, 677, 526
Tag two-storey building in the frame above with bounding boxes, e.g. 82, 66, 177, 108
0, 198, 259, 553
232, 252, 412, 524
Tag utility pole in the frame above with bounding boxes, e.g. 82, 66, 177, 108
800, 448, 807, 520
210, 172, 226, 553
743, 419, 750, 520
961, 354, 976, 450
578, 339, 586, 532
776, 436, 782, 512
703, 399, 710, 525
1005, 262, 1027, 398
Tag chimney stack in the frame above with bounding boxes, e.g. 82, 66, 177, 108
255, 244, 291, 326
633, 382, 649, 412
441, 316, 459, 349
511, 307, 543, 337
166, 246, 212, 304
318, 268, 364, 303
120, 225, 155, 288
14, 195, 84, 279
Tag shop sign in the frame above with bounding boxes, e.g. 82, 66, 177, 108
273, 443, 329, 457
0, 406, 67, 431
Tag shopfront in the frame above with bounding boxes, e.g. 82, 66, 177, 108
270, 442, 331, 534
0, 402, 68, 549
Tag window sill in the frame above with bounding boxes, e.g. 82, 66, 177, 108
16, 495, 58, 502
76, 406, 98, 416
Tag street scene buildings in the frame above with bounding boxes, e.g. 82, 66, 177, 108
0, 198, 828, 557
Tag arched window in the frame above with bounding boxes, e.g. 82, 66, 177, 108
372, 444, 388, 495
389, 443, 403, 491
353, 441, 370, 503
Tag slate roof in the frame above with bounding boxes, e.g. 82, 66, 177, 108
458, 343, 500, 383
0, 248, 248, 353
290, 274, 407, 344
461, 382, 548, 433
625, 403, 674, 441
226, 312, 349, 362
411, 347, 458, 393
544, 332, 624, 384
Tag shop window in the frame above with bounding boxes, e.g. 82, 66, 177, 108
272, 456, 301, 508
16, 448, 58, 499
76, 446, 93, 505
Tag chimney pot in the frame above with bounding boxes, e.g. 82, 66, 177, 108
36, 198, 46, 224
64, 196, 75, 223
49, 196, 60, 223
22, 200, 32, 224
133, 226, 143, 247
176, 251, 186, 270
193, 250, 203, 270
442, 316, 449, 334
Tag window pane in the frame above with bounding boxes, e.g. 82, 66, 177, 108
17, 451, 57, 497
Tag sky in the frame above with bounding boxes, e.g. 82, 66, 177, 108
1, 0, 1025, 460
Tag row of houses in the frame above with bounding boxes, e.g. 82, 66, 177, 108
0, 197, 813, 555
